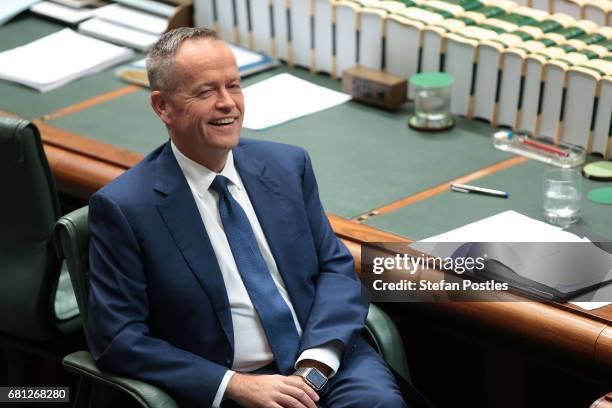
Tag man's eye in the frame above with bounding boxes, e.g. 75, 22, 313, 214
229, 83, 241, 90
198, 89, 213, 97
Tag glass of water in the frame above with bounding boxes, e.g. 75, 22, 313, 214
543, 168, 582, 227
409, 72, 454, 131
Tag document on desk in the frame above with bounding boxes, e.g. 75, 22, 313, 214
0, 0, 40, 26
112, 0, 177, 18
30, 1, 94, 24
93, 3, 168, 35
412, 211, 612, 309
78, 17, 160, 51
0, 29, 133, 92
242, 73, 351, 130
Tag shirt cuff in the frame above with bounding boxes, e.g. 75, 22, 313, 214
295, 341, 343, 378
212, 370, 236, 408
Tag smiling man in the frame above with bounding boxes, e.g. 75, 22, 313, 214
87, 28, 409, 408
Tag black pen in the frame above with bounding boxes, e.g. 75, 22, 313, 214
450, 183, 509, 198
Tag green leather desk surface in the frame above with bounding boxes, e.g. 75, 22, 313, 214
365, 159, 612, 240
2, 15, 611, 238
45, 67, 511, 218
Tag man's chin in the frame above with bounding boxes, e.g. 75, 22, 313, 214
207, 135, 240, 151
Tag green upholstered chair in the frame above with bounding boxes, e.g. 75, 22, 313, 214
0, 116, 82, 383
55, 206, 411, 407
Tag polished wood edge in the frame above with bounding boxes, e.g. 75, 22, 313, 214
594, 327, 612, 365
0, 110, 19, 118
554, 301, 612, 326
359, 155, 529, 218
328, 214, 412, 243
329, 214, 412, 275
44, 144, 126, 198
40, 85, 142, 122
34, 120, 144, 170
1, 110, 143, 171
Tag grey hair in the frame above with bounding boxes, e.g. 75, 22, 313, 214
146, 27, 219, 93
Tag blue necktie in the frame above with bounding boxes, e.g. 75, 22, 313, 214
210, 175, 300, 374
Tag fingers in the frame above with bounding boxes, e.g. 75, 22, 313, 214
276, 392, 316, 408
286, 376, 320, 403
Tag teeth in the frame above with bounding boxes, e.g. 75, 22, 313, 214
211, 118, 235, 125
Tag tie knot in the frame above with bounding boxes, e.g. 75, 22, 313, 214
210, 175, 230, 196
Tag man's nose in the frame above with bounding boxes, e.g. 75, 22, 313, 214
215, 87, 237, 110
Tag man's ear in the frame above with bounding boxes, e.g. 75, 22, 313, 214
151, 90, 172, 126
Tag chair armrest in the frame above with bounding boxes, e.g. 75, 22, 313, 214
63, 351, 178, 408
365, 304, 411, 382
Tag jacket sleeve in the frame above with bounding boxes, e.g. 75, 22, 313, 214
88, 192, 227, 408
297, 151, 369, 360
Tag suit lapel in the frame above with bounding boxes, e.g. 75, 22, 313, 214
153, 143, 234, 352
233, 146, 309, 327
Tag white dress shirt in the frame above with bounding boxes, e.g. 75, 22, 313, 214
171, 142, 341, 407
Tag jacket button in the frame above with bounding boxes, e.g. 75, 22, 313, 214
351, 345, 357, 352
225, 359, 231, 366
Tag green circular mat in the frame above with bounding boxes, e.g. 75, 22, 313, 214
583, 161, 612, 181
588, 187, 612, 204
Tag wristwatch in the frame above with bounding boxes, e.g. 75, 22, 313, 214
293, 367, 328, 391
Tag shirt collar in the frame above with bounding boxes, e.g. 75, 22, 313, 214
171, 141, 242, 197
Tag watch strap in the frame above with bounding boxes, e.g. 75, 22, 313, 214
293, 367, 328, 391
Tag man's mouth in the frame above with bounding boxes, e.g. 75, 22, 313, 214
209, 117, 236, 126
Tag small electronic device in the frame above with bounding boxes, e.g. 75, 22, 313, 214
342, 65, 407, 110
293, 367, 328, 391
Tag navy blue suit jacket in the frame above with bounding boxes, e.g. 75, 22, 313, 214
87, 139, 368, 407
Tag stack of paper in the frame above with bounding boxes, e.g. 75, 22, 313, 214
93, 3, 167, 34
78, 17, 159, 51
0, 29, 133, 92
30, 1, 95, 24
113, 0, 177, 17
52, 0, 98, 7
78, 3, 168, 51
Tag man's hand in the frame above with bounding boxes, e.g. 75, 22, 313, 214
225, 373, 320, 408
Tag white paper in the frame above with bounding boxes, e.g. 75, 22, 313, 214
79, 18, 159, 51
51, 0, 97, 8
417, 210, 612, 309
0, 0, 40, 26
30, 1, 94, 24
242, 73, 351, 130
94, 3, 167, 35
421, 210, 585, 243
0, 28, 133, 92
570, 302, 611, 310
113, 0, 177, 17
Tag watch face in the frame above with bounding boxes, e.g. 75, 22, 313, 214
307, 369, 327, 389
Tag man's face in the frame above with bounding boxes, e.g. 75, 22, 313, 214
158, 39, 244, 161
